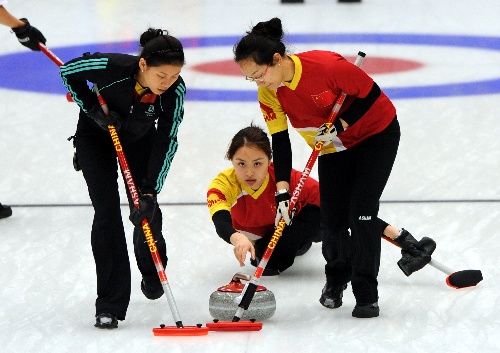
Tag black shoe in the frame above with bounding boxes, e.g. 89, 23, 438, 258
94, 312, 118, 329
352, 302, 379, 318
319, 283, 347, 309
141, 279, 164, 300
0, 203, 12, 219
296, 241, 312, 256
250, 258, 280, 276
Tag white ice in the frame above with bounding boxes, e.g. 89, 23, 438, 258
0, 1, 499, 352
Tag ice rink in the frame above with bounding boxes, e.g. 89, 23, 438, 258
0, 0, 499, 352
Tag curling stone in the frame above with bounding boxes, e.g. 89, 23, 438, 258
209, 272, 276, 321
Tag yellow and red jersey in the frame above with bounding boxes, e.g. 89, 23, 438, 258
207, 163, 319, 240
259, 50, 396, 154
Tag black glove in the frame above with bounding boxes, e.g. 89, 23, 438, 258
393, 229, 421, 256
129, 193, 157, 227
274, 189, 295, 226
396, 231, 437, 276
11, 18, 46, 51
86, 105, 122, 131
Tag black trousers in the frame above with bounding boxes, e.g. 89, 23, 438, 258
254, 204, 321, 272
75, 126, 167, 320
318, 117, 400, 305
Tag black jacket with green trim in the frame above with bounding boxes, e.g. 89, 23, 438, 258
60, 52, 186, 195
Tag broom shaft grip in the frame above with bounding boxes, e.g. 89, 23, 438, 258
429, 259, 453, 275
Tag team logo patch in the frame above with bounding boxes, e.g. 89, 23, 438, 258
207, 189, 226, 208
260, 102, 277, 122
144, 104, 155, 117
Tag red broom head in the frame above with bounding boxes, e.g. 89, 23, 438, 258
446, 270, 483, 289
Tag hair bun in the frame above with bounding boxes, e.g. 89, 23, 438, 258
250, 18, 283, 41
140, 28, 170, 47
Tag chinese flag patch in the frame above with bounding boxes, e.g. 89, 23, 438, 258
311, 90, 336, 108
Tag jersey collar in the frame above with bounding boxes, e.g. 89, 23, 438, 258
281, 54, 302, 90
241, 172, 270, 199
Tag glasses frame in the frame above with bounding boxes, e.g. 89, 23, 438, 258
245, 63, 270, 82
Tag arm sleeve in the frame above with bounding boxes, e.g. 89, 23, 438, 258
59, 52, 110, 113
142, 79, 186, 195
340, 82, 381, 126
212, 210, 237, 244
271, 130, 292, 184
258, 87, 292, 184
207, 170, 239, 243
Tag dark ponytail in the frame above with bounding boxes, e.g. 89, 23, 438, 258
139, 28, 185, 67
233, 17, 287, 66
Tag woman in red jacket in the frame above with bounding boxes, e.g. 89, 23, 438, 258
233, 18, 436, 318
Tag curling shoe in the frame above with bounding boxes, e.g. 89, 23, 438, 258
319, 282, 347, 309
94, 313, 118, 329
352, 302, 379, 318
0, 203, 12, 219
141, 279, 164, 300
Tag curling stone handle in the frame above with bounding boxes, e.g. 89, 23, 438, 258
232, 272, 251, 282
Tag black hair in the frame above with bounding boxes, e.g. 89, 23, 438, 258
139, 28, 185, 67
226, 124, 272, 161
233, 17, 286, 66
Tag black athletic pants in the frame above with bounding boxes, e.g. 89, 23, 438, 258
75, 126, 167, 320
254, 204, 321, 272
318, 117, 400, 305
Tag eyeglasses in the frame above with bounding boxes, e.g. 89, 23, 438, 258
245, 64, 270, 82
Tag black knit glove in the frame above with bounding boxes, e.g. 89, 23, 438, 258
11, 18, 46, 51
129, 193, 157, 227
395, 229, 437, 276
86, 105, 122, 131
393, 229, 421, 256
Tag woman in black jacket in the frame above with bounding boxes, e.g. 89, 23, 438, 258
60, 28, 186, 329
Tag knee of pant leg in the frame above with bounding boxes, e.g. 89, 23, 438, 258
134, 225, 164, 253
349, 203, 379, 227
267, 253, 294, 272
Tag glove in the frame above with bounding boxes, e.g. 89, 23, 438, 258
393, 228, 421, 257
396, 230, 437, 276
129, 193, 157, 227
314, 123, 338, 146
11, 18, 46, 51
274, 189, 294, 226
86, 105, 122, 131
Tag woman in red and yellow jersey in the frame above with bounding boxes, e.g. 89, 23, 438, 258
233, 18, 436, 318
207, 125, 320, 276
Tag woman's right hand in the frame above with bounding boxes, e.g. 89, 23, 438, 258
230, 232, 256, 267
